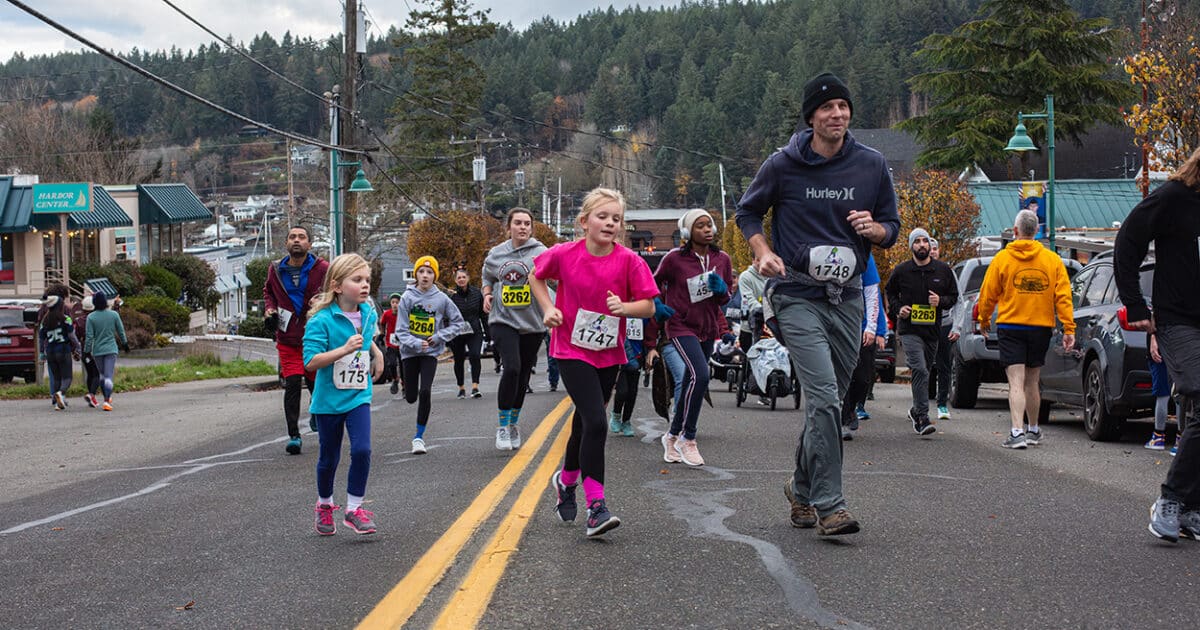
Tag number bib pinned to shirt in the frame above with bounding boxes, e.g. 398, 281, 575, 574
807, 246, 856, 284
409, 312, 435, 337
333, 350, 370, 390
909, 304, 936, 325
501, 284, 532, 308
625, 317, 644, 341
687, 272, 713, 303
571, 308, 619, 351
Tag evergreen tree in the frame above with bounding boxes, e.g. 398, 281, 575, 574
898, 0, 1134, 170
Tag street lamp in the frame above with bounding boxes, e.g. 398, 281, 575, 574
326, 86, 373, 257
1005, 94, 1056, 251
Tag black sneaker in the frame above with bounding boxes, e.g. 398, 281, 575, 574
585, 498, 621, 538
909, 410, 935, 436
390, 381, 399, 395
471, 387, 482, 399
549, 384, 557, 392
550, 471, 577, 522
457, 389, 467, 400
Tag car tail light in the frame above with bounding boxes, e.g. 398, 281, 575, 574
971, 303, 980, 333
1133, 380, 1152, 390
1116, 306, 1138, 331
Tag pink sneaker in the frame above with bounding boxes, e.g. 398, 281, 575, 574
344, 507, 377, 534
314, 503, 339, 536
661, 433, 682, 463
675, 438, 705, 466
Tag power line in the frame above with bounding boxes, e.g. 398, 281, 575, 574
4, 0, 363, 155
374, 82, 661, 180
157, 0, 351, 114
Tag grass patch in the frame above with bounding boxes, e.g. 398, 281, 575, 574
0, 355, 276, 400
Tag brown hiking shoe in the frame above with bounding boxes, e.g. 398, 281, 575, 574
817, 509, 861, 536
783, 481, 817, 528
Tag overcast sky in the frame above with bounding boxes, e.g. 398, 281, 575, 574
0, 1, 681, 62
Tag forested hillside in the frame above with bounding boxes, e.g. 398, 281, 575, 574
0, 0, 1140, 205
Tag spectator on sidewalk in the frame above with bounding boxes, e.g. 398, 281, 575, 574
976, 210, 1074, 450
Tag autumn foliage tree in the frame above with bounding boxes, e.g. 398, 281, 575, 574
720, 210, 773, 275
406, 210, 558, 288
1123, 11, 1200, 176
876, 171, 981, 290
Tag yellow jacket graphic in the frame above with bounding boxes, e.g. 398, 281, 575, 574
977, 240, 1075, 334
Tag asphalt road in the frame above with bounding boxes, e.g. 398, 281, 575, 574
1, 361, 1195, 629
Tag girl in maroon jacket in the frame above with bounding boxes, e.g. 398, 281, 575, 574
653, 209, 733, 467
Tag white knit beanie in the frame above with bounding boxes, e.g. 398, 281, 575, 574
677, 209, 714, 241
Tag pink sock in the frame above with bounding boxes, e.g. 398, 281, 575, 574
582, 477, 605, 504
560, 469, 580, 486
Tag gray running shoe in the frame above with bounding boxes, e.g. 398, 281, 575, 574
495, 426, 512, 450
1149, 497, 1181, 542
314, 503, 338, 536
1003, 432, 1028, 449
1025, 429, 1043, 446
585, 499, 620, 538
509, 424, 521, 449
343, 507, 377, 534
1179, 510, 1200, 540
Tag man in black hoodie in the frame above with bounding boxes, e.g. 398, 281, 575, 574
736, 72, 900, 537
886, 228, 958, 436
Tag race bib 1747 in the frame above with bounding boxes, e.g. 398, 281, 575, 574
571, 308, 620, 351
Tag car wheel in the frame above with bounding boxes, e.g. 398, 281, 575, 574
949, 347, 978, 409
1083, 360, 1125, 441
879, 366, 895, 383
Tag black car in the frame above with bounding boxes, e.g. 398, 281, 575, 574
1037, 258, 1156, 441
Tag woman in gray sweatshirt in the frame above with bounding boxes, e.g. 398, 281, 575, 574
392, 256, 464, 454
481, 207, 547, 451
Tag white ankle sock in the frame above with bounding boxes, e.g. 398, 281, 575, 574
346, 495, 363, 513
318, 496, 333, 507
1011, 428, 1024, 437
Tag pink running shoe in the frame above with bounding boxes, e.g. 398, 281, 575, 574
314, 503, 339, 536
661, 433, 682, 463
344, 507, 377, 534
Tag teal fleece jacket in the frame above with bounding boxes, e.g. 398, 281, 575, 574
84, 310, 127, 356
303, 302, 380, 415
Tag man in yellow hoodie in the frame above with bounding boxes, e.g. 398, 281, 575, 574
977, 209, 1075, 449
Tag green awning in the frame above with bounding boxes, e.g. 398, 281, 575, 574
969, 179, 1163, 236
31, 186, 132, 231
0, 178, 33, 234
138, 184, 212, 224
85, 278, 119, 299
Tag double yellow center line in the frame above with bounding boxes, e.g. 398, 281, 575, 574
357, 397, 573, 629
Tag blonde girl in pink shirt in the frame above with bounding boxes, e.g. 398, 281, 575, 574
531, 187, 659, 538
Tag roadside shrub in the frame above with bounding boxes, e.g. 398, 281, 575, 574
119, 307, 156, 349
139, 285, 167, 298
235, 314, 273, 339
124, 295, 191, 335
141, 263, 183, 301
246, 257, 273, 303
155, 254, 219, 311
100, 260, 145, 297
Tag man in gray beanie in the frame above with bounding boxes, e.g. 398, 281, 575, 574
736, 71, 900, 536
886, 228, 959, 436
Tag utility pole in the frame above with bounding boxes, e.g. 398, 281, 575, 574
341, 0, 364, 251
718, 162, 728, 226
286, 139, 295, 227
450, 134, 506, 213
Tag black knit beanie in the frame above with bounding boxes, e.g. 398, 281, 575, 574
801, 72, 853, 126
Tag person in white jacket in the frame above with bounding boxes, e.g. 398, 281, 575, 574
392, 256, 464, 454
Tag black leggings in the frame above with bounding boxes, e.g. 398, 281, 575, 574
448, 333, 483, 387
842, 343, 877, 425
559, 359, 618, 484
612, 367, 640, 423
402, 355, 438, 426
82, 353, 100, 395
490, 324, 543, 411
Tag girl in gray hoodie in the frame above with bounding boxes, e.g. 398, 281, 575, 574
392, 256, 464, 454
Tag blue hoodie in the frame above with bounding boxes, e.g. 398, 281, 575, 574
735, 129, 900, 300
303, 301, 380, 415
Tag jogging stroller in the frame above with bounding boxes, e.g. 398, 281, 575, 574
735, 309, 801, 410
708, 333, 745, 392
